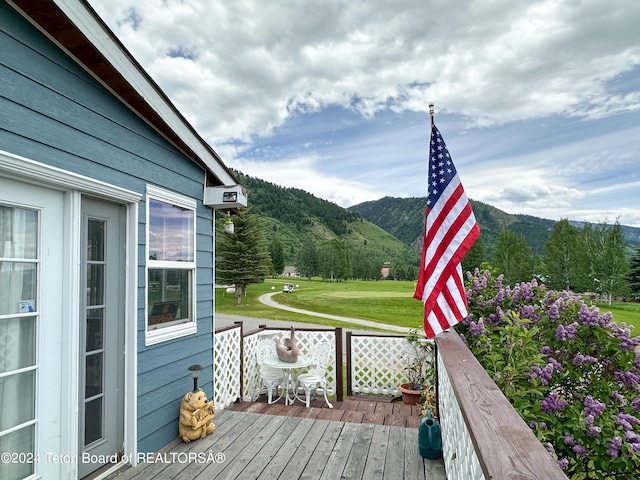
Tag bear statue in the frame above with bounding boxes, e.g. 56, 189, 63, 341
179, 389, 216, 443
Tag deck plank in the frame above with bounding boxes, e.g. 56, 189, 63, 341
277, 419, 331, 479
201, 414, 288, 479
318, 422, 360, 480
110, 409, 447, 480
232, 415, 303, 479
342, 422, 375, 479
256, 417, 316, 479
299, 421, 343, 479
362, 424, 391, 478
385, 426, 408, 479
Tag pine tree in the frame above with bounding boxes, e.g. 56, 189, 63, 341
492, 229, 535, 285
628, 246, 640, 300
216, 209, 270, 304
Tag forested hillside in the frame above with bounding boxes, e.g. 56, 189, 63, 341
350, 197, 640, 258
229, 171, 420, 275
222, 170, 640, 281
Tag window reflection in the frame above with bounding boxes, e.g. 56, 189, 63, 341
148, 199, 194, 262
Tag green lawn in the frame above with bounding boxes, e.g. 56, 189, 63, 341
215, 278, 640, 336
595, 301, 640, 334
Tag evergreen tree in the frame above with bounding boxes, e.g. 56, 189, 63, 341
269, 238, 285, 276
628, 246, 640, 300
216, 209, 270, 304
542, 219, 586, 291
462, 235, 487, 275
492, 229, 535, 285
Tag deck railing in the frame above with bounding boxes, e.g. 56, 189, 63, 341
213, 321, 568, 479
213, 322, 343, 408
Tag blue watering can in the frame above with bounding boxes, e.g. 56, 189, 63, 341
419, 409, 442, 459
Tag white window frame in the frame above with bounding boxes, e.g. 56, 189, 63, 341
145, 185, 197, 345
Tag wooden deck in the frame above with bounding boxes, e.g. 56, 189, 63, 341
226, 394, 425, 428
108, 396, 446, 480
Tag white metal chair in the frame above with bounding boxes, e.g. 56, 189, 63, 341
256, 339, 284, 404
296, 342, 333, 408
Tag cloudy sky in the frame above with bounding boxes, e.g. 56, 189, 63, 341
89, 0, 640, 227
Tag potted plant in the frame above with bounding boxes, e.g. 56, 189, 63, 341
398, 329, 435, 405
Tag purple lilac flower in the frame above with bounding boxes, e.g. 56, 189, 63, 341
587, 425, 602, 436
584, 396, 606, 418
614, 370, 640, 390
563, 435, 575, 446
556, 458, 569, 470
549, 302, 560, 321
540, 345, 552, 355
612, 391, 625, 403
616, 413, 640, 430
572, 444, 587, 456
578, 304, 600, 327
537, 363, 554, 385
541, 393, 568, 413
606, 436, 622, 458
624, 430, 640, 444
469, 318, 486, 337
633, 397, 640, 412
573, 353, 598, 366
548, 357, 563, 372
555, 325, 567, 341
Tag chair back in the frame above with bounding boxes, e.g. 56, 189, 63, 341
256, 338, 277, 363
309, 342, 332, 374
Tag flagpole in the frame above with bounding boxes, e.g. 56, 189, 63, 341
429, 103, 435, 126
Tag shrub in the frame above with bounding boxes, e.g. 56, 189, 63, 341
459, 269, 640, 479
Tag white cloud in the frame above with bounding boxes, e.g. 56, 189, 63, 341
88, 0, 640, 227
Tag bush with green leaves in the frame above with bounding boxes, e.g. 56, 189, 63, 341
459, 269, 640, 479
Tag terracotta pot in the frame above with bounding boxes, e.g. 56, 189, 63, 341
398, 383, 426, 405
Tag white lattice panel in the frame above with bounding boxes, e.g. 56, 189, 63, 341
350, 336, 435, 396
213, 326, 242, 409
243, 329, 338, 400
242, 332, 265, 401
438, 351, 485, 480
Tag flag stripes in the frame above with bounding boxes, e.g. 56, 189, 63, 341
414, 124, 479, 338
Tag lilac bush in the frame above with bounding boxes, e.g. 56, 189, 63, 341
460, 269, 640, 478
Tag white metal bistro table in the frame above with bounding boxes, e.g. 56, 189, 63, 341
262, 354, 313, 406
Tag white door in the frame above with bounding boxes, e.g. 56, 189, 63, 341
0, 178, 64, 480
78, 197, 125, 478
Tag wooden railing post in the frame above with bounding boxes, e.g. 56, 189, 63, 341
346, 331, 352, 396
334, 327, 343, 401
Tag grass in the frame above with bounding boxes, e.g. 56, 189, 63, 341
594, 301, 640, 334
216, 278, 640, 337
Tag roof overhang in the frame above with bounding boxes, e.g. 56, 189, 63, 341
9, 0, 246, 207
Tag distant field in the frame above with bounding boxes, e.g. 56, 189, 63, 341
215, 278, 640, 336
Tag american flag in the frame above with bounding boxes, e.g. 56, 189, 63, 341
413, 124, 479, 338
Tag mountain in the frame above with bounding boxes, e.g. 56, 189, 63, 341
228, 170, 640, 272
231, 171, 420, 268
349, 197, 640, 257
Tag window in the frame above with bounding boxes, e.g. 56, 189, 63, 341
0, 204, 38, 480
145, 186, 197, 345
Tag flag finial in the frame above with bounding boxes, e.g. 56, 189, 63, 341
429, 103, 435, 125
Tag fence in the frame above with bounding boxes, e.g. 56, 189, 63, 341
213, 321, 567, 480
214, 322, 343, 408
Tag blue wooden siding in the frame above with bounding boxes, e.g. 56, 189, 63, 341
1, 3, 216, 454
